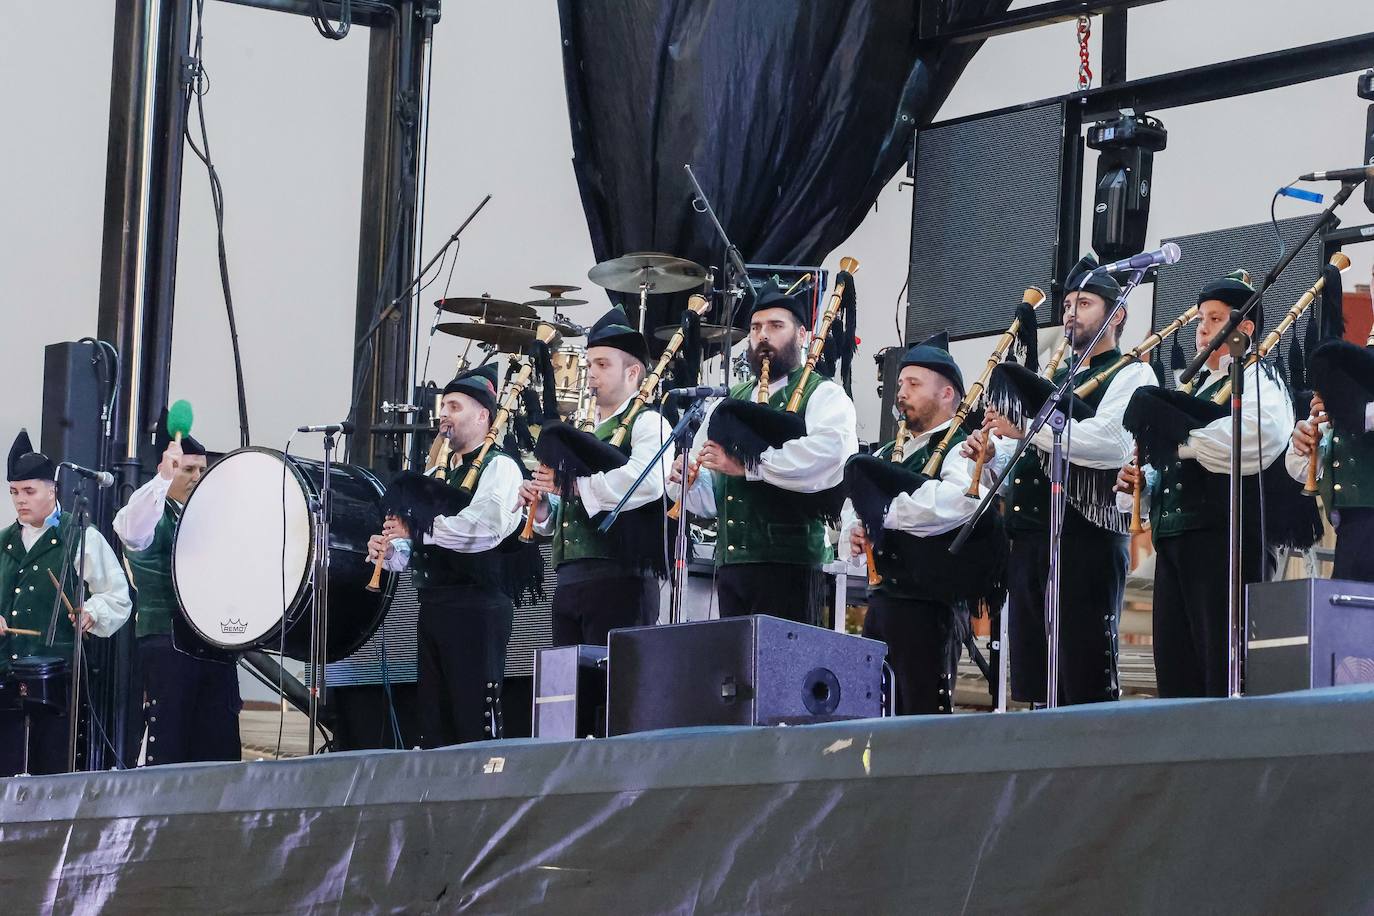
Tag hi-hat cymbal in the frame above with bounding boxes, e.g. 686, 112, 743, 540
530, 284, 582, 298
435, 296, 537, 321
653, 323, 746, 345
437, 321, 557, 352
524, 296, 589, 309
588, 252, 706, 296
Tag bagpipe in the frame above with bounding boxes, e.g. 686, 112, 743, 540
1122, 256, 1350, 551
843, 288, 1049, 612
702, 257, 859, 523
1302, 253, 1374, 492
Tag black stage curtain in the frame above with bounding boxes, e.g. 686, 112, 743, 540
557, 0, 1010, 337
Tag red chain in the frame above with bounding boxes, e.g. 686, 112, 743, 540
1077, 15, 1093, 90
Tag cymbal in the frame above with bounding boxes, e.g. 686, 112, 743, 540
512, 316, 586, 338
653, 323, 746, 345
588, 252, 706, 295
437, 321, 550, 351
530, 284, 582, 298
524, 296, 589, 309
434, 296, 536, 321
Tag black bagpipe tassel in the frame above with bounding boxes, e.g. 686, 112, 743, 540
1014, 300, 1040, 374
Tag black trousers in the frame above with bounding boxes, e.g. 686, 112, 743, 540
863, 592, 961, 715
552, 564, 659, 647
416, 584, 513, 748
1153, 525, 1270, 699
0, 697, 70, 776
1008, 519, 1129, 706
139, 635, 242, 766
716, 563, 825, 627
1333, 508, 1374, 582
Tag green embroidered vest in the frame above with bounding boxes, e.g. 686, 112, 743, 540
713, 367, 832, 567
0, 513, 80, 673
409, 449, 507, 592
870, 424, 966, 601
1006, 348, 1125, 535
552, 407, 636, 568
1149, 373, 1232, 540
1320, 429, 1374, 515
123, 499, 181, 638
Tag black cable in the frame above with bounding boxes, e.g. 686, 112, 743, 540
185, 0, 251, 447
312, 0, 352, 40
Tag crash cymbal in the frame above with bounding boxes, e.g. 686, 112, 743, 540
436, 321, 553, 351
434, 296, 537, 321
530, 284, 582, 298
653, 323, 746, 345
587, 252, 706, 296
524, 296, 589, 309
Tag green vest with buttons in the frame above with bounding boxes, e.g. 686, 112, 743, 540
552, 408, 635, 568
713, 367, 832, 567
870, 426, 966, 601
0, 513, 80, 673
1320, 429, 1374, 514
408, 449, 506, 592
123, 500, 181, 638
1006, 348, 1125, 535
1149, 374, 1231, 540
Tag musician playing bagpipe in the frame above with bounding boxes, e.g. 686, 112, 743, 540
965, 255, 1155, 706
1288, 260, 1374, 582
1117, 270, 1298, 698
367, 364, 525, 747
520, 305, 672, 645
113, 407, 241, 765
668, 279, 859, 626
0, 431, 131, 776
840, 334, 997, 714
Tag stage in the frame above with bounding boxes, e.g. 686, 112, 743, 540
4, 686, 1374, 913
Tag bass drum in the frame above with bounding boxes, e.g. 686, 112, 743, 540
172, 447, 392, 662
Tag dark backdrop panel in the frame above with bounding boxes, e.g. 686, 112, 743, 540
907, 102, 1070, 343
1152, 216, 1323, 388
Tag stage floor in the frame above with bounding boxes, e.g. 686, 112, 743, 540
5, 685, 1374, 913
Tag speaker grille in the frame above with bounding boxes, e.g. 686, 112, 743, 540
907, 102, 1068, 343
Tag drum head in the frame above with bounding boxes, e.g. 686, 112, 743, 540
174, 448, 313, 650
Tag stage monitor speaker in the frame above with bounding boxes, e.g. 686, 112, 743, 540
532, 644, 608, 740
41, 341, 105, 504
907, 101, 1072, 342
1151, 215, 1323, 390
1246, 578, 1374, 695
874, 345, 904, 446
606, 615, 884, 736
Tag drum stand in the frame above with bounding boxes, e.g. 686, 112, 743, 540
306, 431, 337, 754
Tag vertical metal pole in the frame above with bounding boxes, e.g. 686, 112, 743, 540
1101, 9, 1128, 86
1226, 331, 1250, 697
1045, 406, 1067, 709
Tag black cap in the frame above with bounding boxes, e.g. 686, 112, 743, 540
157, 407, 207, 457
442, 363, 500, 415
1066, 253, 1122, 304
7, 429, 55, 483
586, 304, 649, 363
900, 331, 964, 396
750, 280, 810, 329
1198, 269, 1255, 311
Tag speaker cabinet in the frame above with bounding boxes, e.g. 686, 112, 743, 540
1246, 578, 1374, 695
532, 644, 608, 740
606, 615, 884, 736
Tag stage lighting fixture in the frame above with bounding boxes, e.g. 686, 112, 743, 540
1086, 111, 1168, 262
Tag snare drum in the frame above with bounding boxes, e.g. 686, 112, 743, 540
172, 447, 391, 662
11, 656, 68, 713
551, 345, 587, 413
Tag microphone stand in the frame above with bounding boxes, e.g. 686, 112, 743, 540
953, 267, 1147, 710
301, 428, 337, 754
44, 470, 91, 772
1179, 180, 1361, 386
1223, 328, 1250, 698
599, 396, 709, 624
684, 165, 755, 388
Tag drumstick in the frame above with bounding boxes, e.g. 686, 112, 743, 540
46, 570, 84, 631
6, 628, 42, 637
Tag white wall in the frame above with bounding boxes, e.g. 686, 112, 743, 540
3, 0, 1373, 462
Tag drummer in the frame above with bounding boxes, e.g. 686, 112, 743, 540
0, 431, 131, 776
114, 427, 242, 766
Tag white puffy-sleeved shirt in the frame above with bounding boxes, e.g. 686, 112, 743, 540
383, 451, 524, 571
18, 515, 131, 638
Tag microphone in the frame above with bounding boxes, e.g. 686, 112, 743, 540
665, 385, 729, 402
296, 421, 356, 435
59, 462, 115, 489
1297, 165, 1374, 183
1089, 243, 1182, 276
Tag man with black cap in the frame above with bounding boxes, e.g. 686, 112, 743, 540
841, 333, 990, 714
368, 363, 524, 746
114, 427, 242, 764
1117, 270, 1293, 697
963, 255, 1154, 705
0, 430, 131, 775
521, 305, 671, 644
670, 281, 858, 625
